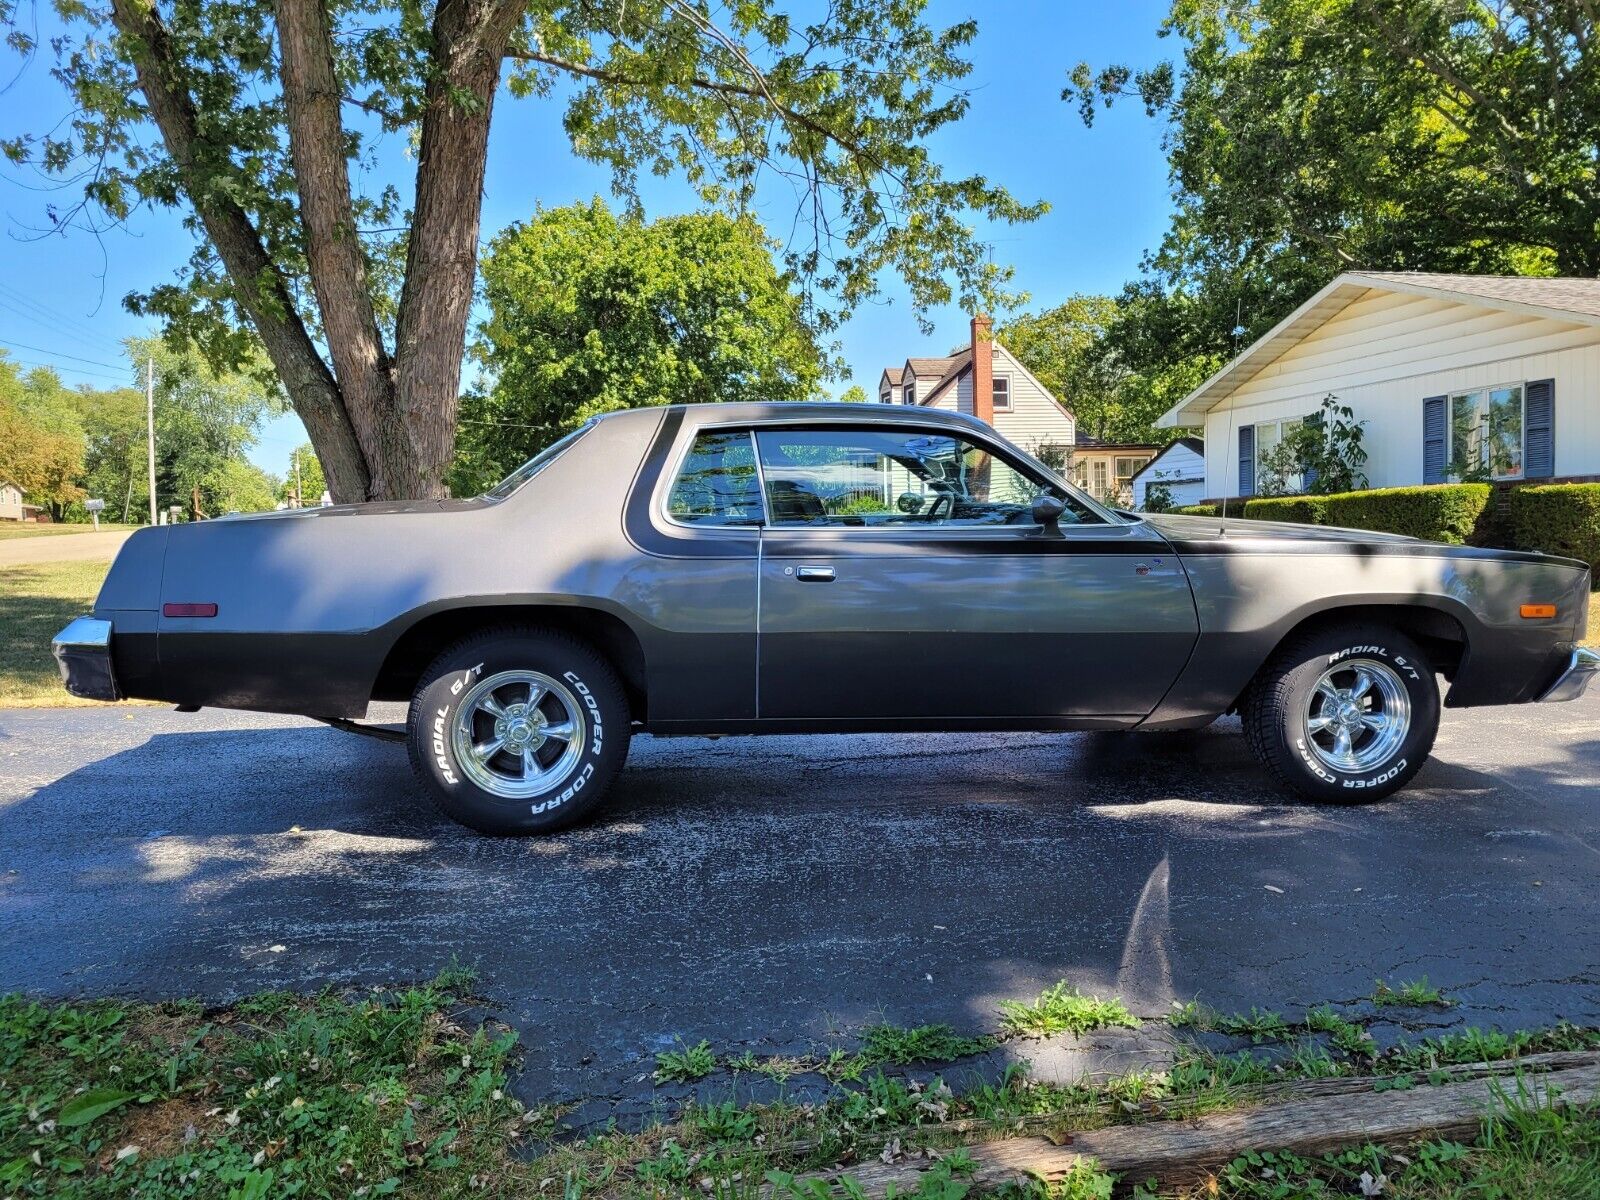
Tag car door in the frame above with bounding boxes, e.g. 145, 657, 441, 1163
754, 422, 1198, 722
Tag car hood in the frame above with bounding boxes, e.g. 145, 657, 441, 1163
1138, 511, 1421, 545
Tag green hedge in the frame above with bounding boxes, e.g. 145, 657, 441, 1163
1507, 484, 1600, 574
1174, 504, 1219, 517
1322, 484, 1492, 545
1242, 496, 1328, 524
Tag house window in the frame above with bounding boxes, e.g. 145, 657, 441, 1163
1091, 459, 1109, 498
904, 382, 916, 406
879, 385, 891, 404
1114, 456, 1147, 487
1449, 384, 1524, 480
992, 376, 1011, 411
1254, 417, 1305, 493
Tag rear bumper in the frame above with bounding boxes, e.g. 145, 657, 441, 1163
52, 616, 119, 701
1539, 646, 1600, 703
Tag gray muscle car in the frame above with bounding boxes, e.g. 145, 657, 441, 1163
54, 402, 1598, 834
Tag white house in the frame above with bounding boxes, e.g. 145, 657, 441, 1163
1160, 272, 1600, 499
877, 316, 1078, 458
1129, 437, 1205, 510
0, 481, 30, 521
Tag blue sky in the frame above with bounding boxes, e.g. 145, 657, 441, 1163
0, 1, 1175, 479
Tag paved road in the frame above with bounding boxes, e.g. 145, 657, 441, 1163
0, 529, 132, 567
2, 698, 1597, 1119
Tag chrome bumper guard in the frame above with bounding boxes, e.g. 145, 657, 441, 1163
1539, 646, 1600, 703
52, 616, 119, 701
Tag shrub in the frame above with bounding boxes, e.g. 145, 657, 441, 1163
1507, 484, 1600, 575
1174, 504, 1219, 517
1243, 496, 1329, 524
1321, 483, 1491, 544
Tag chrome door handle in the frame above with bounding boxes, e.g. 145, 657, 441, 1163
795, 565, 835, 582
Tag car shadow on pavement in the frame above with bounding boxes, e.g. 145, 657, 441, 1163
3, 717, 1599, 1123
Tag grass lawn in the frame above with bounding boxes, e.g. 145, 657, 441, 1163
0, 559, 108, 706
0, 522, 140, 541
2, 973, 1598, 1199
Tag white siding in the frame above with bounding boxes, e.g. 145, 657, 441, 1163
0, 484, 22, 521
989, 346, 1075, 453
1200, 289, 1600, 495
1132, 442, 1205, 509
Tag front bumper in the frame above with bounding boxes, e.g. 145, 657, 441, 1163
1539, 646, 1600, 703
52, 616, 119, 701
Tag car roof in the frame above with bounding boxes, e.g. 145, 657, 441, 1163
597, 401, 995, 434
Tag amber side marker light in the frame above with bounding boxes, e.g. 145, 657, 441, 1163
163, 603, 218, 618
1520, 603, 1558, 619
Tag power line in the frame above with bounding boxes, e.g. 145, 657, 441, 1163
0, 337, 126, 371
0, 283, 129, 353
0, 353, 126, 383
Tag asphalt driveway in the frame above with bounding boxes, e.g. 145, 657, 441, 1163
2, 697, 1597, 1120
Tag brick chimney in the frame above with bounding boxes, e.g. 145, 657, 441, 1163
971, 313, 994, 425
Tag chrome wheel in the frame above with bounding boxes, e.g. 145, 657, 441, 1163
451, 670, 585, 799
1303, 658, 1411, 773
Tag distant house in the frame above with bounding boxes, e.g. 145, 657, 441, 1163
0, 481, 37, 522
1070, 434, 1161, 508
875, 317, 1158, 503
1129, 437, 1205, 510
1161, 272, 1600, 499
876, 316, 1078, 456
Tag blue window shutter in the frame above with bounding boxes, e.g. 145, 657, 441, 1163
1525, 378, 1555, 478
1238, 425, 1255, 497
1422, 395, 1447, 484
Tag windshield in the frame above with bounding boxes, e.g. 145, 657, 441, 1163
480, 421, 595, 501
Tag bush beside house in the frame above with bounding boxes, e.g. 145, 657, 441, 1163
1242, 496, 1328, 525
1174, 504, 1219, 517
1507, 486, 1600, 576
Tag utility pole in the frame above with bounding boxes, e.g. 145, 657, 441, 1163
145, 358, 158, 526
293, 447, 303, 508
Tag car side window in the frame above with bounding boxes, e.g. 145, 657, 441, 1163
754, 427, 1103, 527
666, 431, 764, 526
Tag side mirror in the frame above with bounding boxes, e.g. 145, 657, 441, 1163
1032, 493, 1067, 529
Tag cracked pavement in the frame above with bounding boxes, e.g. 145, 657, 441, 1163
1, 694, 1597, 1122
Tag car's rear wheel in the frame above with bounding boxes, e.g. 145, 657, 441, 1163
1244, 624, 1440, 803
407, 627, 631, 834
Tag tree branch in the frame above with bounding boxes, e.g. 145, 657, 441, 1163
107, 0, 371, 501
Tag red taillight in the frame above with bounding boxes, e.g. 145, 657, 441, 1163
163, 603, 218, 618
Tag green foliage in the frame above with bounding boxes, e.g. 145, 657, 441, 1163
859, 1024, 994, 1066
1254, 395, 1368, 497
998, 296, 1209, 444
1174, 504, 1219, 517
1242, 496, 1328, 525
997, 983, 1141, 1038
0, 972, 522, 1198
278, 443, 327, 507
1243, 483, 1493, 545
454, 199, 827, 492
1372, 978, 1449, 1009
1067, 0, 1600, 380
1322, 485, 1492, 545
654, 1039, 718, 1084
1506, 485, 1600, 577
1140, 481, 1175, 513
0, 358, 87, 516
838, 385, 871, 404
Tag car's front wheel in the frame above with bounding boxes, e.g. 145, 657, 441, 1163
1244, 624, 1440, 803
407, 627, 631, 834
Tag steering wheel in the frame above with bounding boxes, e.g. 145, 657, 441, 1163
924, 491, 954, 523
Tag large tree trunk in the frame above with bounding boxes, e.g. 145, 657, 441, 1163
277, 0, 402, 499
387, 0, 524, 498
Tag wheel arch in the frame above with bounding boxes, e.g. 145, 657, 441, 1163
371, 600, 650, 721
1232, 598, 1474, 713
